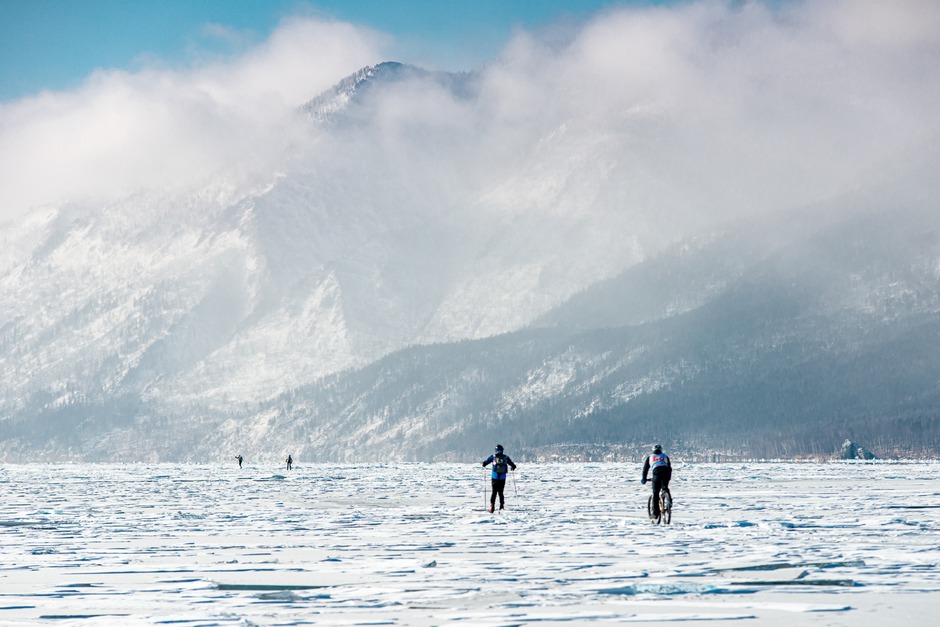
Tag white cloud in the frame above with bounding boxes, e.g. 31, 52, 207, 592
806, 0, 940, 48
193, 16, 388, 109
1, 0, 938, 230
466, 0, 940, 225
0, 16, 384, 219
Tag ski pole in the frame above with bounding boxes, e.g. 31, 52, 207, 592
511, 469, 518, 497
484, 468, 489, 511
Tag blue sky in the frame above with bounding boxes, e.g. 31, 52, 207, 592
0, 0, 649, 102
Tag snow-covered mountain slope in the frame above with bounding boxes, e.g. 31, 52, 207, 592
2, 59, 938, 461
194, 203, 940, 462
0, 62, 665, 451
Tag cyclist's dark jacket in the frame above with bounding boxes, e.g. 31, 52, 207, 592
641, 452, 671, 482
483, 453, 516, 480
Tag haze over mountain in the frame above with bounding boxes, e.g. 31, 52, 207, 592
1, 1, 939, 461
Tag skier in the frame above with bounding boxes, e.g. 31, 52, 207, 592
482, 444, 517, 513
641, 444, 672, 518
236, 454, 243, 468
286, 454, 293, 471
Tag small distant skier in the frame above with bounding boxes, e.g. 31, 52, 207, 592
482, 444, 516, 513
641, 444, 672, 518
286, 454, 293, 471
236, 454, 243, 468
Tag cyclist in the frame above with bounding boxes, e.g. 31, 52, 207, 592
641, 444, 672, 518
482, 444, 517, 513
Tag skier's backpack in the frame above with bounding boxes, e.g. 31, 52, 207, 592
493, 454, 509, 474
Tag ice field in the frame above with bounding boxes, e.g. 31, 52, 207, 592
2, 461, 939, 626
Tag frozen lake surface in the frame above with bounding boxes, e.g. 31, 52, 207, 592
2, 461, 939, 625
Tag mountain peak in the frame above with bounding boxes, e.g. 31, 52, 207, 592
302, 61, 476, 122
302, 61, 412, 121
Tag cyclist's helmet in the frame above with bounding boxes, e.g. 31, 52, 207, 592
495, 444, 504, 452
652, 444, 663, 454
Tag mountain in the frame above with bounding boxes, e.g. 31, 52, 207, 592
0, 62, 657, 460
1, 63, 938, 461
303, 62, 478, 122
181, 202, 940, 462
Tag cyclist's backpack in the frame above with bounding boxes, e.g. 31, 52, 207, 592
493, 454, 509, 474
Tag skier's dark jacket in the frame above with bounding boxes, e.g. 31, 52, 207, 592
483, 453, 517, 480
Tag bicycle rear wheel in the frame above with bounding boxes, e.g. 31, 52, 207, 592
661, 490, 672, 524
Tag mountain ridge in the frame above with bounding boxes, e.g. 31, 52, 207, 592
1, 61, 939, 461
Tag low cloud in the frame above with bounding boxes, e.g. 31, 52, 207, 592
0, 16, 384, 218
1, 0, 938, 231
473, 0, 940, 224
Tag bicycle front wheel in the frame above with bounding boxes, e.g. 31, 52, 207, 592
662, 490, 672, 524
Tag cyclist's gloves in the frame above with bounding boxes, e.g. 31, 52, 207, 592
641, 478, 647, 484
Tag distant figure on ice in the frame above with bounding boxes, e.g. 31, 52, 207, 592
482, 444, 516, 513
641, 444, 672, 518
286, 454, 293, 471
236, 455, 243, 468
840, 439, 877, 460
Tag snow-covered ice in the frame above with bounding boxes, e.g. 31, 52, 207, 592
1, 461, 939, 625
